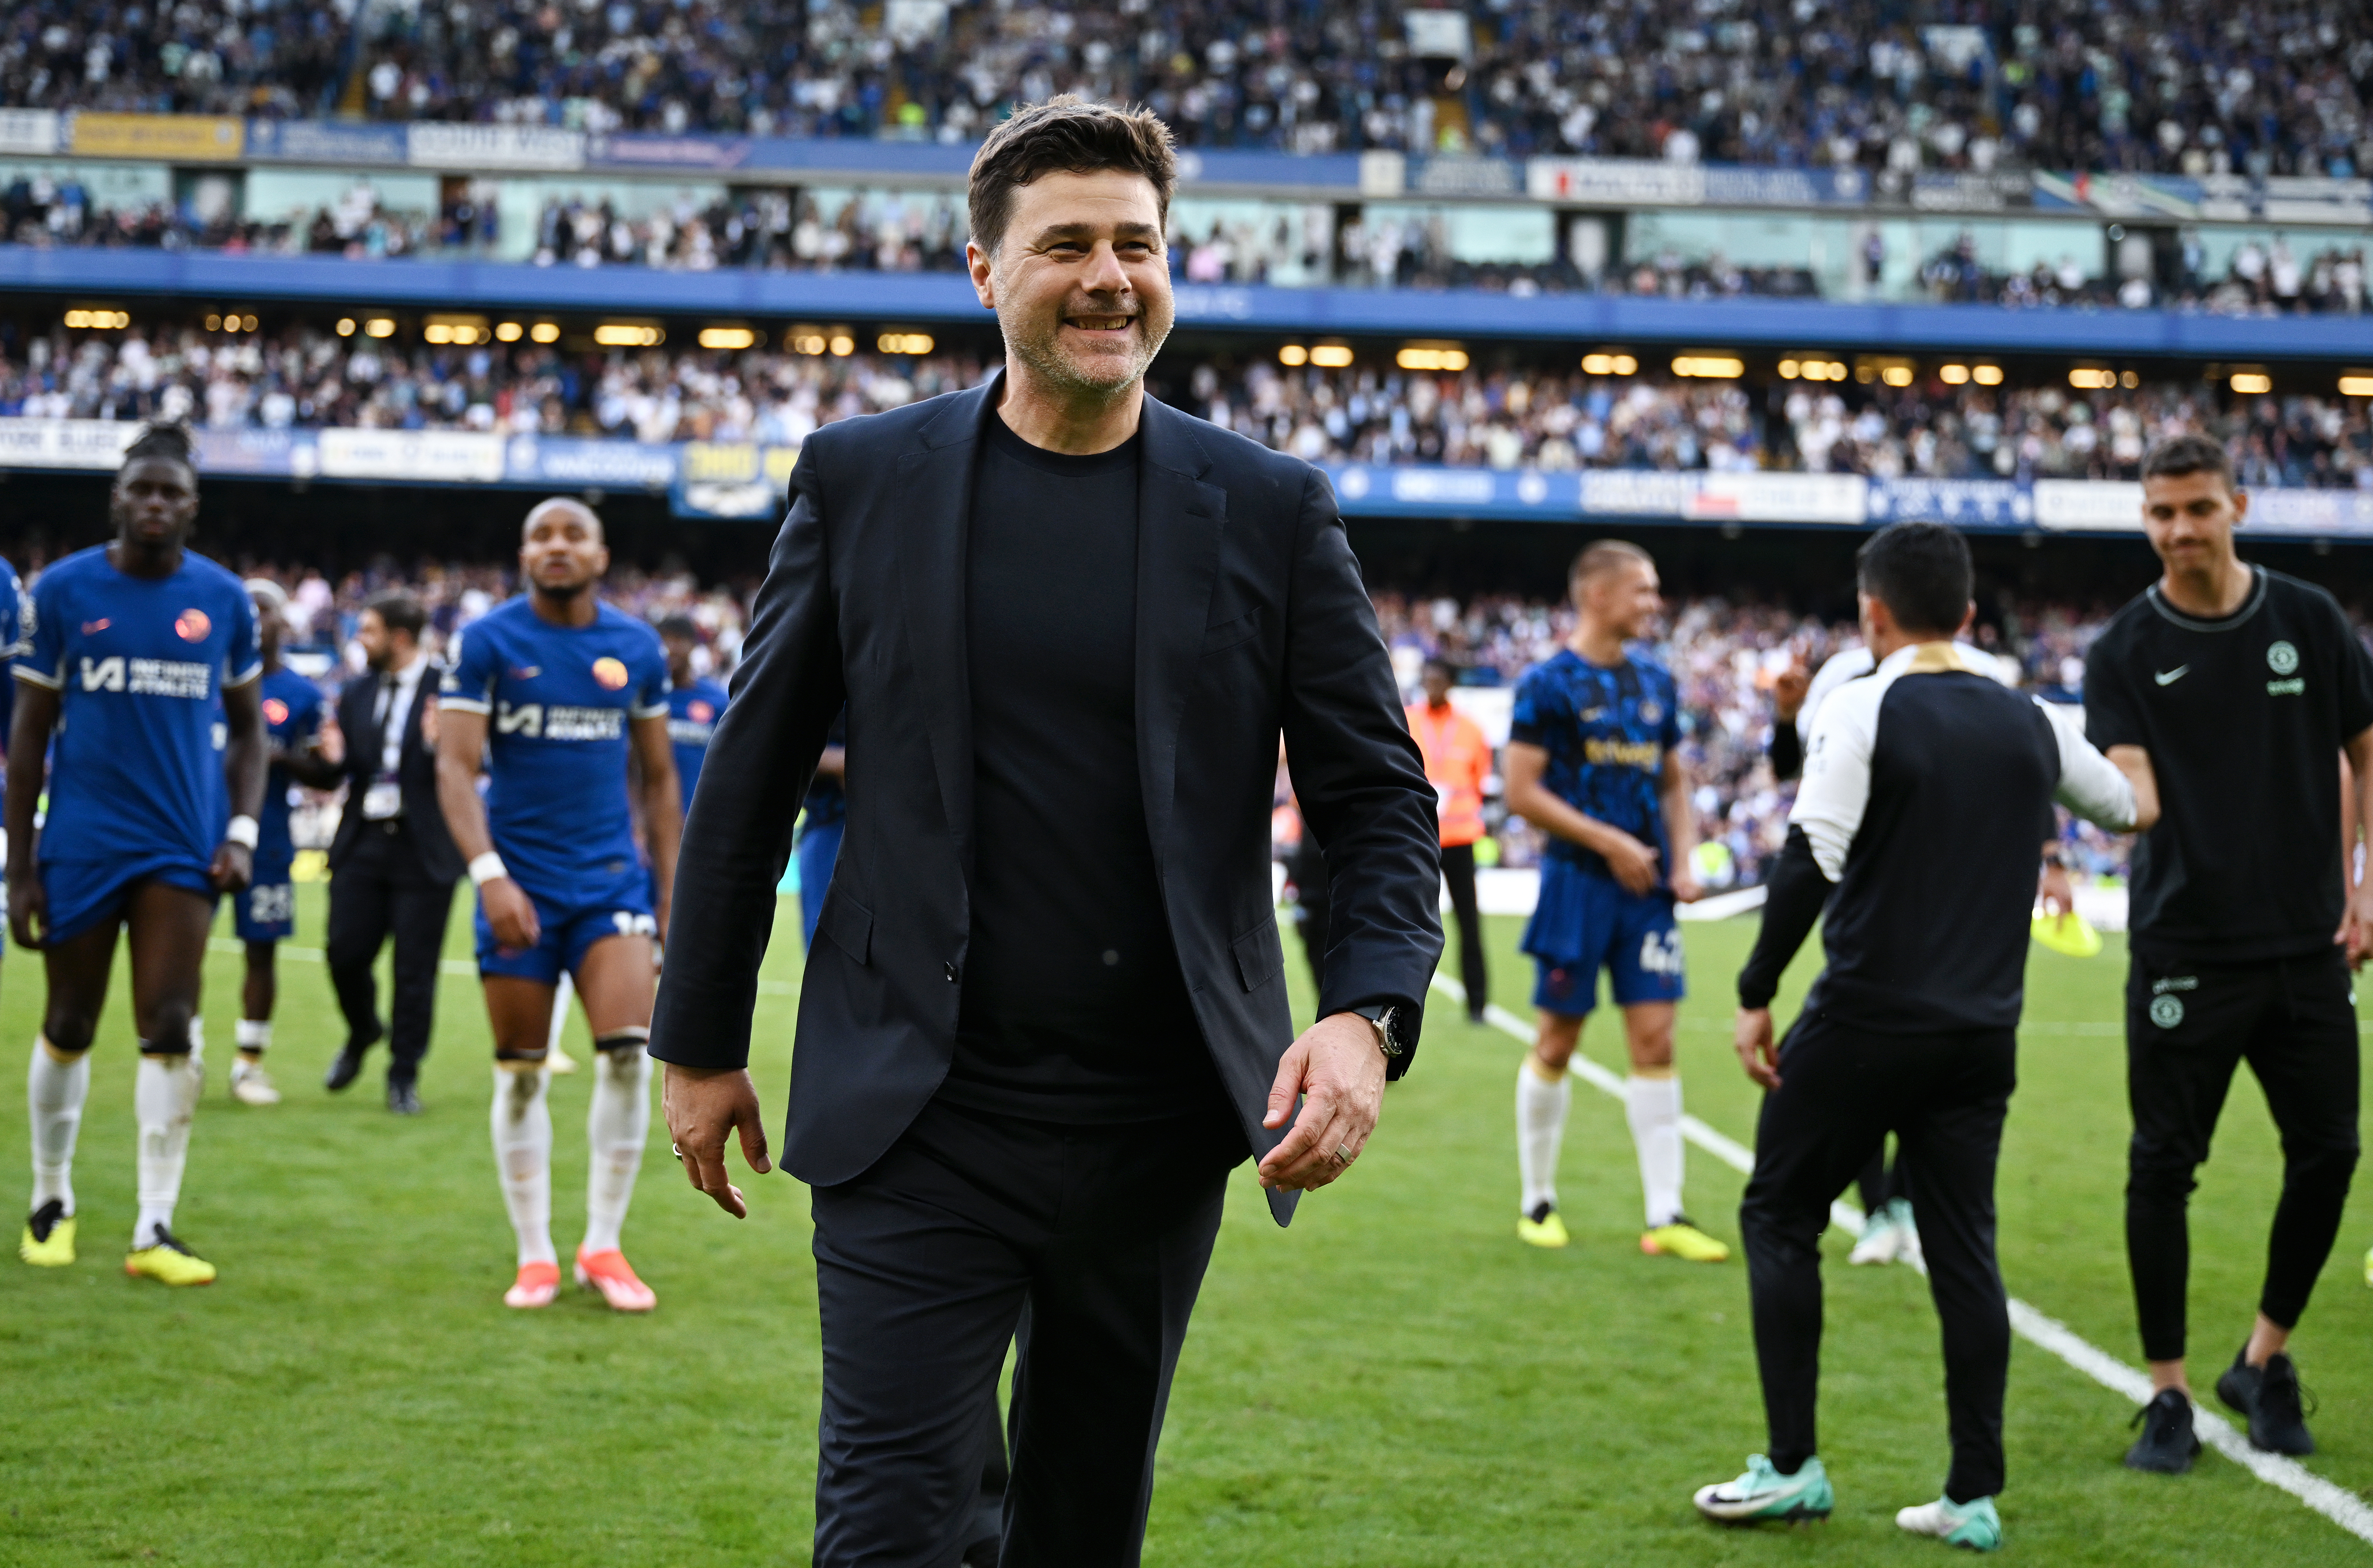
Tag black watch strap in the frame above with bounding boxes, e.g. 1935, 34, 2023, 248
1352, 1002, 1408, 1059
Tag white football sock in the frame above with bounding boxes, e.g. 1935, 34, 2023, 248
134, 1045, 205, 1247
491, 1065, 557, 1267
1516, 1056, 1571, 1214
1627, 1071, 1687, 1229
235, 1019, 272, 1054
581, 1045, 651, 1255
28, 1038, 90, 1216
547, 971, 575, 1057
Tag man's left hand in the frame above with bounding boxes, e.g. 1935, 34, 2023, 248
209, 841, 253, 893
1258, 1011, 1387, 1192
1670, 870, 1703, 904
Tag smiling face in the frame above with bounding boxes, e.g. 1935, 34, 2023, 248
968, 168, 1175, 400
520, 499, 609, 600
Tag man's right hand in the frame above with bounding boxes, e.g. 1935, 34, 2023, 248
1734, 1007, 1781, 1090
8, 870, 41, 950
480, 876, 541, 952
1600, 830, 1662, 894
1772, 663, 1810, 722
663, 1063, 772, 1217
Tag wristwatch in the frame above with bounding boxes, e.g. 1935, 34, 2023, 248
1351, 1002, 1409, 1062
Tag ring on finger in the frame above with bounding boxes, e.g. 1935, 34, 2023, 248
1332, 1142, 1355, 1166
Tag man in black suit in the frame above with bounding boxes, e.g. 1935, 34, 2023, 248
323, 592, 463, 1113
652, 97, 1443, 1568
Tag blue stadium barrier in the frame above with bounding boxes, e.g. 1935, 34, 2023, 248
5, 246, 2370, 358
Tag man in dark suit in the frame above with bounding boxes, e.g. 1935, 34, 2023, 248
323, 592, 463, 1113
652, 97, 1443, 1568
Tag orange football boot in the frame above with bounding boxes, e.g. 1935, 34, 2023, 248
574, 1247, 656, 1312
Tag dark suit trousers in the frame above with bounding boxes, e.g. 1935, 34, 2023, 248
1739, 1016, 2016, 1504
810, 1095, 1246, 1568
1439, 841, 1488, 1011
326, 821, 457, 1084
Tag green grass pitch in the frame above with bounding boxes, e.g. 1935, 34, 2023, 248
5, 885, 2373, 1565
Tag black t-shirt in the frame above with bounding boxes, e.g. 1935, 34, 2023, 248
2086, 566, 2373, 963
940, 415, 1219, 1121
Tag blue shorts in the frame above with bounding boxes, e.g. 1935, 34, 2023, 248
1520, 861, 1686, 1018
475, 871, 655, 986
232, 847, 296, 943
41, 855, 217, 947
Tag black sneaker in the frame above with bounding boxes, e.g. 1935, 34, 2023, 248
2217, 1348, 2317, 1456
2124, 1388, 2200, 1473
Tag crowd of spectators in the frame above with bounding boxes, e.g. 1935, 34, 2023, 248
0, 172, 436, 257
4, 317, 2368, 489
532, 188, 968, 273
1921, 232, 2371, 316
7, 0, 2369, 178
0, 318, 992, 443
1780, 378, 2373, 488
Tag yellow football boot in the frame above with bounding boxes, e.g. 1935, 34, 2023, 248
20, 1200, 75, 1266
124, 1228, 217, 1287
1517, 1203, 1570, 1248
1643, 1218, 1731, 1263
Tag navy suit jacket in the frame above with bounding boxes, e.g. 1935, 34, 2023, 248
649, 373, 1443, 1225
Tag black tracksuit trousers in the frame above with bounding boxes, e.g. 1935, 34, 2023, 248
1740, 1014, 2017, 1504
2124, 948, 2361, 1364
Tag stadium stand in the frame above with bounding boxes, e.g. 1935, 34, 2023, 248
7, 170, 2364, 319
8, 0, 2369, 176
4, 317, 2365, 487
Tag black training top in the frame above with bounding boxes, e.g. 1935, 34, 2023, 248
2086, 566, 2373, 965
1735, 643, 2130, 1031
940, 415, 1218, 1122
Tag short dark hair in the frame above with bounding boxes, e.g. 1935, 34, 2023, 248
2141, 433, 2238, 493
364, 591, 427, 640
1421, 656, 1458, 680
968, 96, 1177, 258
120, 421, 196, 475
1856, 522, 1971, 637
654, 615, 699, 642
1569, 539, 1654, 585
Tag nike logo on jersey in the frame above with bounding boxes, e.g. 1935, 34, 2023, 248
509, 665, 540, 680
81, 618, 110, 634
2153, 666, 2189, 686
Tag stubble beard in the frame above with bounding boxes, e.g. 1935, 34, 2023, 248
1001, 276, 1173, 403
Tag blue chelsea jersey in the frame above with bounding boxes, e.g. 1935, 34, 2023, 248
257, 665, 326, 858
1509, 648, 1683, 879
664, 677, 731, 818
440, 598, 670, 901
16, 545, 260, 868
0, 553, 27, 743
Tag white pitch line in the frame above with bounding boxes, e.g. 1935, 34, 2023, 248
1432, 974, 2373, 1548
206, 937, 798, 994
